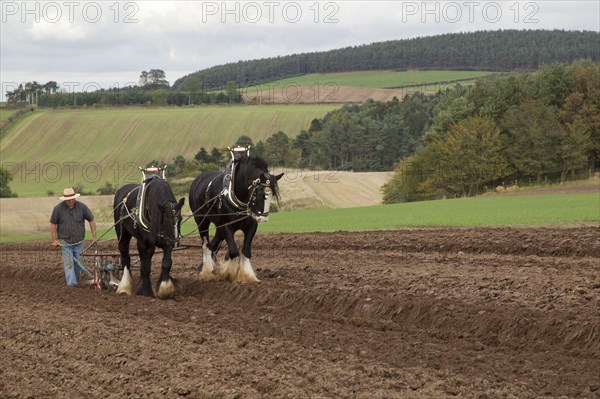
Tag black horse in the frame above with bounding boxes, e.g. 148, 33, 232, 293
189, 153, 283, 282
113, 175, 185, 298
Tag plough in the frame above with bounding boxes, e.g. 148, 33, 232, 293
77, 245, 193, 291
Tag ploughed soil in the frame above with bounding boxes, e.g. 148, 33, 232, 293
1, 227, 599, 399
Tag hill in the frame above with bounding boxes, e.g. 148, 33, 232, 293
174, 30, 599, 90
0, 105, 338, 196
240, 70, 494, 103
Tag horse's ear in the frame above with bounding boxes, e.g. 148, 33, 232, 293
275, 173, 284, 181
176, 198, 185, 211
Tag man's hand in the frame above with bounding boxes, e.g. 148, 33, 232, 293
52, 240, 60, 247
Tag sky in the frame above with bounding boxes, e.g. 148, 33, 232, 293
1, 0, 599, 100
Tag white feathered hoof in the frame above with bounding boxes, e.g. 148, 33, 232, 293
199, 266, 217, 281
219, 257, 240, 282
157, 278, 177, 299
237, 255, 260, 283
116, 267, 134, 295
199, 247, 217, 281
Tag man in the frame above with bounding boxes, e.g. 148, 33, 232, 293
50, 187, 97, 286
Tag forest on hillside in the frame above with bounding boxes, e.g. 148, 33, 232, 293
6, 30, 598, 108
174, 30, 599, 90
233, 60, 598, 202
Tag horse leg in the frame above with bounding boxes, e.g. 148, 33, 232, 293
136, 243, 155, 297
157, 246, 176, 299
219, 226, 241, 282
198, 220, 219, 281
238, 222, 260, 283
116, 230, 134, 295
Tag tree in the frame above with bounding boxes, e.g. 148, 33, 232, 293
183, 76, 204, 105
384, 116, 509, 202
502, 100, 564, 181
225, 81, 239, 103
139, 69, 169, 89
170, 155, 186, 176
292, 130, 313, 168
560, 120, 593, 180
235, 135, 254, 148
139, 70, 149, 86
535, 62, 574, 108
195, 147, 210, 163
382, 156, 428, 203
426, 87, 475, 141
308, 118, 322, 132
96, 181, 116, 195
560, 60, 600, 168
265, 131, 291, 166
422, 116, 509, 197
151, 89, 169, 105
209, 147, 224, 165
0, 167, 17, 197
43, 81, 59, 94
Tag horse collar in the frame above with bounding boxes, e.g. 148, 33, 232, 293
136, 176, 159, 231
222, 160, 247, 210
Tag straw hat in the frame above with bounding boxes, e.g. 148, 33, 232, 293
59, 187, 81, 201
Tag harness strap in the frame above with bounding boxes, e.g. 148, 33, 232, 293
136, 177, 160, 231
222, 160, 247, 210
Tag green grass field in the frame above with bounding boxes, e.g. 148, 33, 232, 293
179, 192, 600, 236
248, 193, 600, 233
2, 192, 596, 243
0, 104, 338, 196
240, 70, 495, 94
0, 108, 21, 121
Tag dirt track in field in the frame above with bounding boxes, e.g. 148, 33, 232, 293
1, 227, 599, 399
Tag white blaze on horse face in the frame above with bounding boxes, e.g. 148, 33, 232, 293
116, 267, 134, 296
256, 187, 272, 223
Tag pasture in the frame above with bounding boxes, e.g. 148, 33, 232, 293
258, 192, 600, 233
242, 70, 494, 91
241, 70, 494, 103
0, 104, 338, 196
0, 108, 21, 121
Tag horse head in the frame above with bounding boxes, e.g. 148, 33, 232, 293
233, 156, 283, 222
247, 171, 284, 222
157, 197, 186, 245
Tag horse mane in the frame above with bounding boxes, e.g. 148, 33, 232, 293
239, 154, 268, 169
146, 177, 176, 204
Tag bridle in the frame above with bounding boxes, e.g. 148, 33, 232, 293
221, 159, 272, 217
